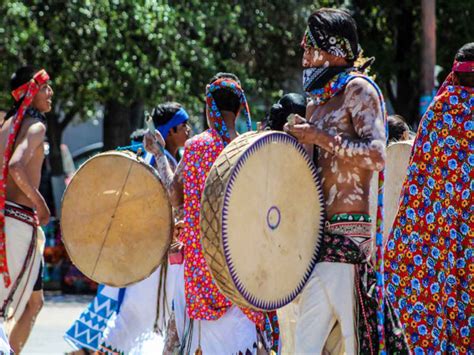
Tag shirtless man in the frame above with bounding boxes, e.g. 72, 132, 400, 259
284, 8, 407, 354
0, 66, 52, 353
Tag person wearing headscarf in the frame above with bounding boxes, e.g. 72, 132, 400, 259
0, 66, 52, 353
143, 73, 279, 354
284, 8, 408, 354
385, 43, 473, 354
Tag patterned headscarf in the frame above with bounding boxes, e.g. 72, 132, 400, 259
0, 69, 50, 287
303, 25, 358, 61
205, 78, 252, 146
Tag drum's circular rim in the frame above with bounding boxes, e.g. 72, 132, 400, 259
60, 150, 173, 287
220, 131, 326, 310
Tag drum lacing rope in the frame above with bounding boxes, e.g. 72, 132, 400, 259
195, 320, 202, 355
154, 260, 169, 334
179, 319, 194, 355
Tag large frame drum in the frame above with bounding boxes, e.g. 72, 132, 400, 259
61, 151, 172, 287
370, 141, 413, 242
201, 131, 325, 311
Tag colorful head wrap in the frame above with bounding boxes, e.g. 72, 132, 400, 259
0, 69, 49, 287
302, 25, 358, 61
205, 78, 252, 146
452, 60, 474, 73
436, 60, 474, 97
157, 107, 189, 140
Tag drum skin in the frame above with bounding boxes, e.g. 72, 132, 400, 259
61, 151, 172, 287
370, 141, 413, 235
200, 131, 325, 311
370, 141, 413, 255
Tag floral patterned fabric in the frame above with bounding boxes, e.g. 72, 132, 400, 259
181, 128, 264, 329
319, 215, 410, 354
385, 74, 473, 353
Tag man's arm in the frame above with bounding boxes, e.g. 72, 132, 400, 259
144, 132, 184, 207
8, 121, 50, 225
285, 78, 386, 171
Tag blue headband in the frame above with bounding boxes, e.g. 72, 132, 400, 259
157, 108, 189, 140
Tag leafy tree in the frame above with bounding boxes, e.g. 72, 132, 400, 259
351, 0, 474, 125
0, 0, 472, 200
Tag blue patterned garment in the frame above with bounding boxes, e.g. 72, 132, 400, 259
64, 286, 125, 351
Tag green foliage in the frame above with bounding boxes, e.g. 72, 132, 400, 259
0, 0, 472, 126
0, 0, 316, 125
351, 0, 474, 123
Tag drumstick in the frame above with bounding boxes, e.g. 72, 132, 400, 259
145, 114, 156, 133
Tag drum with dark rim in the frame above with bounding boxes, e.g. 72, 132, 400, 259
200, 131, 325, 311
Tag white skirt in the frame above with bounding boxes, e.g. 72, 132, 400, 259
173, 264, 259, 355
0, 203, 45, 333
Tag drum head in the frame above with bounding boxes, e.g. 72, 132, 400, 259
61, 151, 172, 287
202, 132, 324, 310
370, 141, 413, 238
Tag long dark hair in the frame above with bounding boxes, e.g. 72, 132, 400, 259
5, 66, 38, 120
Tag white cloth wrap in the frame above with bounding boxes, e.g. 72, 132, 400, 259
173, 263, 259, 354
295, 262, 357, 355
100, 261, 183, 354
0, 203, 44, 332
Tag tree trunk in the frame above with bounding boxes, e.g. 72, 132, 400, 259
45, 112, 69, 217
129, 101, 144, 132
393, 6, 419, 127
103, 100, 132, 151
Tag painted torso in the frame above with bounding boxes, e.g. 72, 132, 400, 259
309, 78, 385, 218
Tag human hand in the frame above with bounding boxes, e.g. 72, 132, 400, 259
284, 115, 318, 145
143, 131, 165, 156
35, 199, 51, 226
172, 220, 184, 243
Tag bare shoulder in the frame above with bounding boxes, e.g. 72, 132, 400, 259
17, 116, 46, 142
345, 77, 379, 99
306, 100, 318, 121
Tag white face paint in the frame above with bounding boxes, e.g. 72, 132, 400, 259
326, 184, 338, 206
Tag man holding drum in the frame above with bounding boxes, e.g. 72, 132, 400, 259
285, 8, 408, 354
145, 73, 278, 354
65, 102, 191, 354
0, 66, 52, 353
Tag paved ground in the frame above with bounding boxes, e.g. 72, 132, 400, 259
22, 293, 93, 355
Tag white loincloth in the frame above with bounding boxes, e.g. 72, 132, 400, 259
295, 262, 356, 355
100, 261, 184, 354
277, 295, 300, 354
0, 201, 45, 334
173, 264, 259, 355
0, 323, 10, 353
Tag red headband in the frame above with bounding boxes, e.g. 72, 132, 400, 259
452, 60, 474, 73
11, 69, 50, 102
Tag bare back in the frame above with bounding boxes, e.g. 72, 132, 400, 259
0, 116, 46, 208
308, 78, 385, 218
